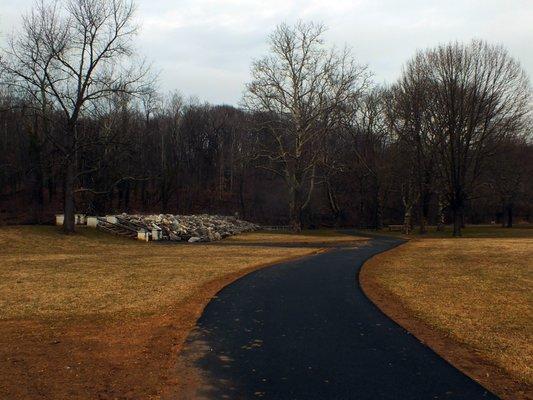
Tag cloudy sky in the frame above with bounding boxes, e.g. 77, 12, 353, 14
1, 0, 531, 105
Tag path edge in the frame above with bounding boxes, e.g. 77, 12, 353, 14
158, 245, 341, 398
358, 240, 530, 400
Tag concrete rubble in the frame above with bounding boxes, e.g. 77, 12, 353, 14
114, 213, 260, 242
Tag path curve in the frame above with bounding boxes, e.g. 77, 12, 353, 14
175, 236, 498, 399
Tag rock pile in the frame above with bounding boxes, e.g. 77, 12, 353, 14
115, 213, 260, 242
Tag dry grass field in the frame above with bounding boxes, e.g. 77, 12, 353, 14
0, 226, 364, 399
361, 233, 533, 399
226, 230, 361, 245
365, 224, 533, 239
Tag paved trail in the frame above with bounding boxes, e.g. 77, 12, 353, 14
177, 237, 498, 399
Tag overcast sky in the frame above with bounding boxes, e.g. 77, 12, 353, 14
1, 0, 531, 105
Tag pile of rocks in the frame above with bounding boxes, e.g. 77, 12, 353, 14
115, 213, 260, 242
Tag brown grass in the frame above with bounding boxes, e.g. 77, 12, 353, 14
361, 236, 533, 399
225, 229, 362, 245
0, 226, 364, 399
363, 224, 533, 239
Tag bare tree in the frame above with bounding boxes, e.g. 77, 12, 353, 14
244, 21, 369, 230
488, 137, 531, 227
397, 40, 530, 236
1, 0, 150, 232
347, 88, 390, 229
390, 71, 439, 234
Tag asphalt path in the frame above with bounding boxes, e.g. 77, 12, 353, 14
177, 236, 498, 399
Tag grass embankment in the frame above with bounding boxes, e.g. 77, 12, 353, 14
361, 227, 533, 400
0, 226, 364, 400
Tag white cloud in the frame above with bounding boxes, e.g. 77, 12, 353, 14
1, 0, 532, 104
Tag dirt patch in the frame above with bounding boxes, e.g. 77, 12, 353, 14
360, 240, 533, 400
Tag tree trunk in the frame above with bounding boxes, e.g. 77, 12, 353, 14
238, 175, 246, 219
161, 178, 169, 212
403, 207, 412, 235
175, 189, 181, 214
63, 158, 76, 233
375, 193, 383, 230
506, 204, 513, 228
124, 182, 131, 211
62, 121, 78, 234
372, 181, 382, 230
418, 193, 430, 234
289, 203, 302, 231
451, 188, 464, 236
436, 195, 445, 231
419, 215, 427, 234
452, 208, 462, 237
326, 180, 341, 227
48, 176, 56, 202
289, 187, 302, 232
28, 132, 44, 223
141, 180, 147, 210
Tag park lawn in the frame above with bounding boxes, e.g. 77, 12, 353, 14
0, 226, 365, 400
361, 234, 533, 400
226, 229, 362, 245
367, 224, 533, 238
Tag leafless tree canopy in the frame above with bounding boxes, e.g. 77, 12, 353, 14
1, 0, 150, 232
244, 21, 370, 230
392, 40, 530, 235
1, 16, 532, 235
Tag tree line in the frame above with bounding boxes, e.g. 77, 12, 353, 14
1, 0, 531, 236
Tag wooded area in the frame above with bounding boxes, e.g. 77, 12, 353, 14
1, 1, 531, 236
